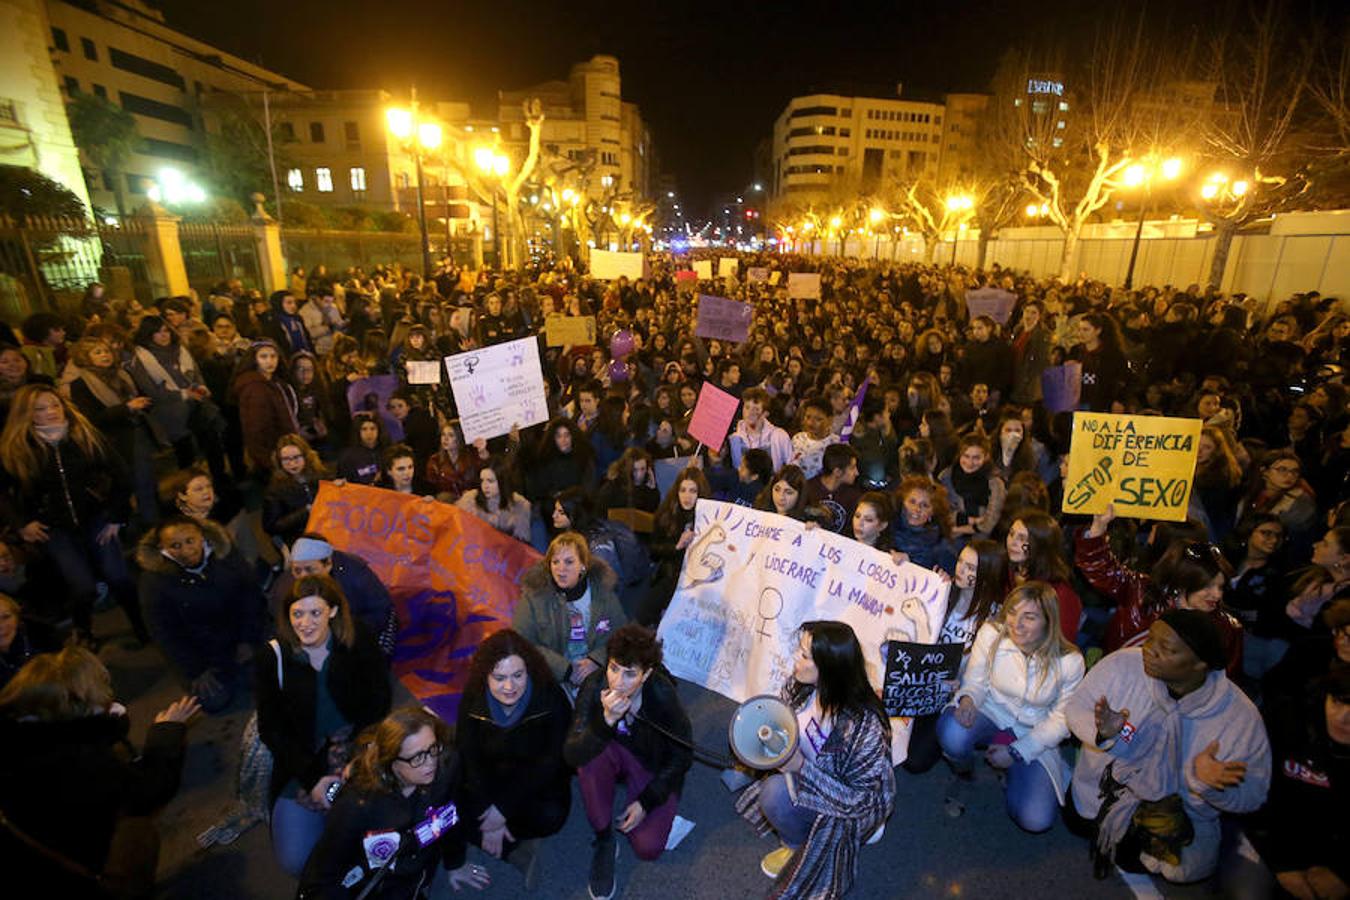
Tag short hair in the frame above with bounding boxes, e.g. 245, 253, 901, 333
742, 386, 771, 407
741, 448, 773, 483
544, 531, 591, 572
381, 442, 415, 471
606, 623, 662, 671
821, 442, 858, 476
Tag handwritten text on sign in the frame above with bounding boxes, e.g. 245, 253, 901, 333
444, 336, 548, 444
694, 294, 752, 343
544, 314, 596, 347
656, 500, 947, 763
1063, 412, 1201, 522
882, 641, 962, 717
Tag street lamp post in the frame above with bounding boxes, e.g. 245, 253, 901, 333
385, 94, 442, 280
1122, 156, 1182, 290
474, 146, 510, 269
944, 194, 974, 267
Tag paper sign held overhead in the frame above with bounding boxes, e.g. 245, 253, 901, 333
965, 287, 1017, 325
719, 257, 739, 278
693, 259, 713, 280
768, 271, 782, 285
445, 336, 548, 444
590, 249, 646, 281
787, 272, 820, 298
1062, 412, 1201, 522
747, 267, 769, 284
544, 314, 597, 347
694, 294, 752, 343
405, 360, 442, 385
686, 382, 741, 450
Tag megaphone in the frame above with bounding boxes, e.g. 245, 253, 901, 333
728, 694, 799, 770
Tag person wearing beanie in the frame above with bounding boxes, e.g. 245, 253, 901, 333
1064, 610, 1271, 884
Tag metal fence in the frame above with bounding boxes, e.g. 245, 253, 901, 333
0, 215, 153, 320
280, 230, 478, 273
179, 222, 263, 298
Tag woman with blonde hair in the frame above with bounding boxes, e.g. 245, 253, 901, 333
0, 385, 146, 646
298, 705, 488, 897
262, 433, 329, 548
937, 581, 1085, 831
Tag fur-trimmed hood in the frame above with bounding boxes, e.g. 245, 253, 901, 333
136, 518, 234, 575
520, 554, 618, 599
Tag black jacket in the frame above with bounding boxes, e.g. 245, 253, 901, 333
254, 624, 391, 801
0, 714, 186, 875
298, 750, 466, 899
456, 678, 572, 827
1, 436, 130, 531
564, 667, 692, 813
262, 476, 320, 546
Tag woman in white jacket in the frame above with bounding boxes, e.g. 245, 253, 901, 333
937, 581, 1085, 832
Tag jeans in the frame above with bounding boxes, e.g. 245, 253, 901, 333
271, 793, 326, 877
936, 707, 1060, 833
42, 518, 139, 637
757, 773, 817, 849
577, 740, 679, 861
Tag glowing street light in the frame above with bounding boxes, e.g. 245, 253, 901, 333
869, 208, 885, 224
1121, 155, 1184, 288
829, 215, 842, 229
385, 98, 442, 277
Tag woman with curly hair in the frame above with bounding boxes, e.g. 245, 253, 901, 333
262, 434, 329, 549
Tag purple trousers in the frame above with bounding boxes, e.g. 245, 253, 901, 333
577, 740, 680, 861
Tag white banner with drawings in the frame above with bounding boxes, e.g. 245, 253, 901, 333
443, 336, 548, 443
656, 499, 948, 762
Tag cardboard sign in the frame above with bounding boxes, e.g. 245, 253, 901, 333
694, 294, 752, 343
1041, 361, 1082, 413
657, 500, 948, 764
768, 271, 782, 286
346, 375, 404, 441
444, 336, 548, 443
305, 482, 541, 719
787, 272, 820, 298
1063, 412, 1201, 522
693, 259, 713, 280
965, 287, 1017, 325
591, 249, 645, 281
719, 257, 739, 278
747, 267, 769, 284
544, 314, 597, 347
686, 381, 740, 449
405, 360, 441, 385
882, 641, 963, 717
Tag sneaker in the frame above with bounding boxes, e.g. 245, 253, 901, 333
760, 845, 794, 878
588, 829, 617, 900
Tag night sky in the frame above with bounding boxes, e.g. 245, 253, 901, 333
152, 0, 1273, 216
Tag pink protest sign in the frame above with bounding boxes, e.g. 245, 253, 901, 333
694, 294, 752, 343
686, 382, 740, 449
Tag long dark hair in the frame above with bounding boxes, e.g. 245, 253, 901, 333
755, 464, 809, 519
133, 314, 178, 348
654, 466, 710, 536
787, 620, 890, 735
1015, 511, 1071, 583
955, 539, 1009, 635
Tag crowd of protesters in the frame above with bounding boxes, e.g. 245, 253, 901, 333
0, 248, 1345, 900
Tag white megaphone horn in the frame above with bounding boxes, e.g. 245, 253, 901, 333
727, 694, 799, 770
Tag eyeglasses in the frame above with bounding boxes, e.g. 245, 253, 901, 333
396, 742, 442, 767
279, 453, 305, 463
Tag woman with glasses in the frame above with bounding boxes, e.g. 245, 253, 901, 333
299, 705, 490, 898
262, 434, 329, 549
1221, 514, 1289, 685
1076, 503, 1244, 677
1238, 450, 1319, 557
256, 574, 391, 877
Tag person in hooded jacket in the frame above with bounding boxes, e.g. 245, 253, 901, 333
231, 340, 300, 477
138, 517, 264, 713
261, 290, 315, 356
128, 314, 227, 483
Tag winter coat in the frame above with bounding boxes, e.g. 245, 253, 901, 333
137, 520, 264, 682
1011, 324, 1054, 404
0, 713, 187, 876
456, 678, 573, 831
1065, 648, 1270, 883
233, 370, 299, 470
564, 667, 692, 812
1069, 344, 1130, 412
1075, 533, 1244, 678
298, 750, 466, 899
336, 445, 382, 485
523, 452, 594, 508
938, 467, 1007, 539
129, 343, 206, 442
892, 519, 957, 573
262, 476, 320, 546
0, 435, 130, 531
954, 622, 1085, 802
512, 559, 627, 681
735, 705, 895, 900
425, 450, 480, 499
960, 338, 1013, 397
254, 624, 391, 802
299, 300, 344, 357
455, 491, 532, 543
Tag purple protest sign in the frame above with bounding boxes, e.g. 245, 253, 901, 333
1041, 361, 1083, 413
346, 374, 404, 441
694, 294, 753, 343
686, 381, 741, 450
965, 287, 1017, 325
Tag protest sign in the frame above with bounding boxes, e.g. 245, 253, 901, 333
652, 457, 687, 497
747, 267, 769, 284
657, 500, 948, 763
693, 259, 713, 280
1041, 362, 1082, 414
719, 257, 739, 278
768, 271, 782, 286
1063, 412, 1201, 522
675, 270, 698, 294
346, 374, 403, 441
882, 641, 963, 717
544, 314, 597, 347
686, 382, 740, 449
590, 249, 645, 281
964, 287, 1017, 325
694, 294, 752, 343
305, 482, 541, 719
445, 336, 548, 444
787, 272, 821, 298
405, 360, 442, 385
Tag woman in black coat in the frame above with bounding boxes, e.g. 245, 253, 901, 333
456, 629, 572, 880
0, 645, 198, 897
637, 466, 711, 627
261, 434, 328, 549
256, 574, 391, 877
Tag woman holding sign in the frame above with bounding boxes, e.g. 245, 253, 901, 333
734, 621, 895, 895
937, 582, 1085, 831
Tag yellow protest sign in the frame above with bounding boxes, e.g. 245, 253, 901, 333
1062, 412, 1201, 522
544, 314, 597, 347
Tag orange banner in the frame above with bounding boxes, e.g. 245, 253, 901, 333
305, 482, 541, 718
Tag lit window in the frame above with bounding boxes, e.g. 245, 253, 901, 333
286, 168, 303, 192
1058, 101, 1069, 112
316, 167, 333, 192
350, 167, 366, 191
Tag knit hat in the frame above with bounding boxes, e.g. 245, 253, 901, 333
1159, 609, 1226, 671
